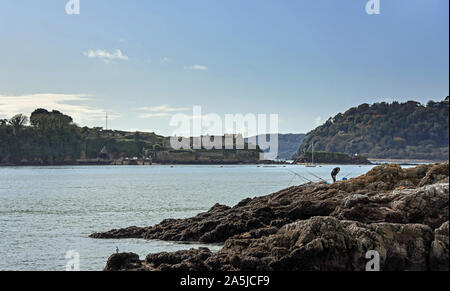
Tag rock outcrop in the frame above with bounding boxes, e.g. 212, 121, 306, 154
93, 163, 449, 271
430, 221, 449, 271
104, 252, 143, 271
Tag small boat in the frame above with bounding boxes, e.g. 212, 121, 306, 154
305, 142, 317, 167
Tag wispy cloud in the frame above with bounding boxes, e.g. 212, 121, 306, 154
0, 93, 120, 126
160, 57, 171, 63
83, 49, 129, 64
184, 65, 208, 71
139, 112, 172, 118
138, 104, 189, 118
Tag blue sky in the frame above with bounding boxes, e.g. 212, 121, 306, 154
0, 0, 448, 136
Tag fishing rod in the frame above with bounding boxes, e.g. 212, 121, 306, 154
286, 169, 314, 183
304, 169, 326, 182
287, 171, 312, 185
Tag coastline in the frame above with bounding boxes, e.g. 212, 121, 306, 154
0, 160, 443, 167
0, 160, 282, 167
92, 162, 449, 271
0, 158, 445, 168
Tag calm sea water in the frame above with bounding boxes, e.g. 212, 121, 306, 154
0, 164, 376, 271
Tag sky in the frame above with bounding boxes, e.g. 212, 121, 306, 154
0, 0, 448, 136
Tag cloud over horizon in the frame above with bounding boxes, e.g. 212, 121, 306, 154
0, 93, 120, 126
138, 104, 189, 118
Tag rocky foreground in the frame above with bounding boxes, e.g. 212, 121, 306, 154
91, 163, 449, 271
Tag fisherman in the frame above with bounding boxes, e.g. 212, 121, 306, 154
331, 167, 341, 183
116, 246, 119, 254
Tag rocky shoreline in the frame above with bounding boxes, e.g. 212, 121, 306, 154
91, 163, 449, 271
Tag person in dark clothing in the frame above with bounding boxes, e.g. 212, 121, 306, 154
331, 167, 341, 183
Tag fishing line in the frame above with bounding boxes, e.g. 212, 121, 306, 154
286, 174, 296, 187
304, 169, 326, 182
286, 169, 314, 183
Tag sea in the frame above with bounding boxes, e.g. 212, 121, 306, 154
0, 164, 378, 271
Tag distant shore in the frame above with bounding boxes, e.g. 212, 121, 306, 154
368, 158, 447, 165
2, 158, 446, 167
0, 159, 284, 167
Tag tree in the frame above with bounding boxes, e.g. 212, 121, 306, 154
8, 114, 28, 134
30, 109, 50, 129
30, 109, 73, 130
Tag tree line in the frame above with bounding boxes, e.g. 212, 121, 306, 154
295, 97, 449, 160
0, 109, 165, 164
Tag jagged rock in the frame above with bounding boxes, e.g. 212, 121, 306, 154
104, 253, 142, 271
92, 163, 448, 243
90, 226, 147, 239
215, 217, 435, 271
419, 163, 449, 187
106, 217, 436, 271
145, 248, 213, 271
430, 221, 449, 271
96, 163, 449, 271
331, 183, 449, 228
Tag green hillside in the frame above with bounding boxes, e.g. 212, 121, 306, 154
0, 109, 166, 164
0, 108, 261, 165
295, 97, 449, 160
